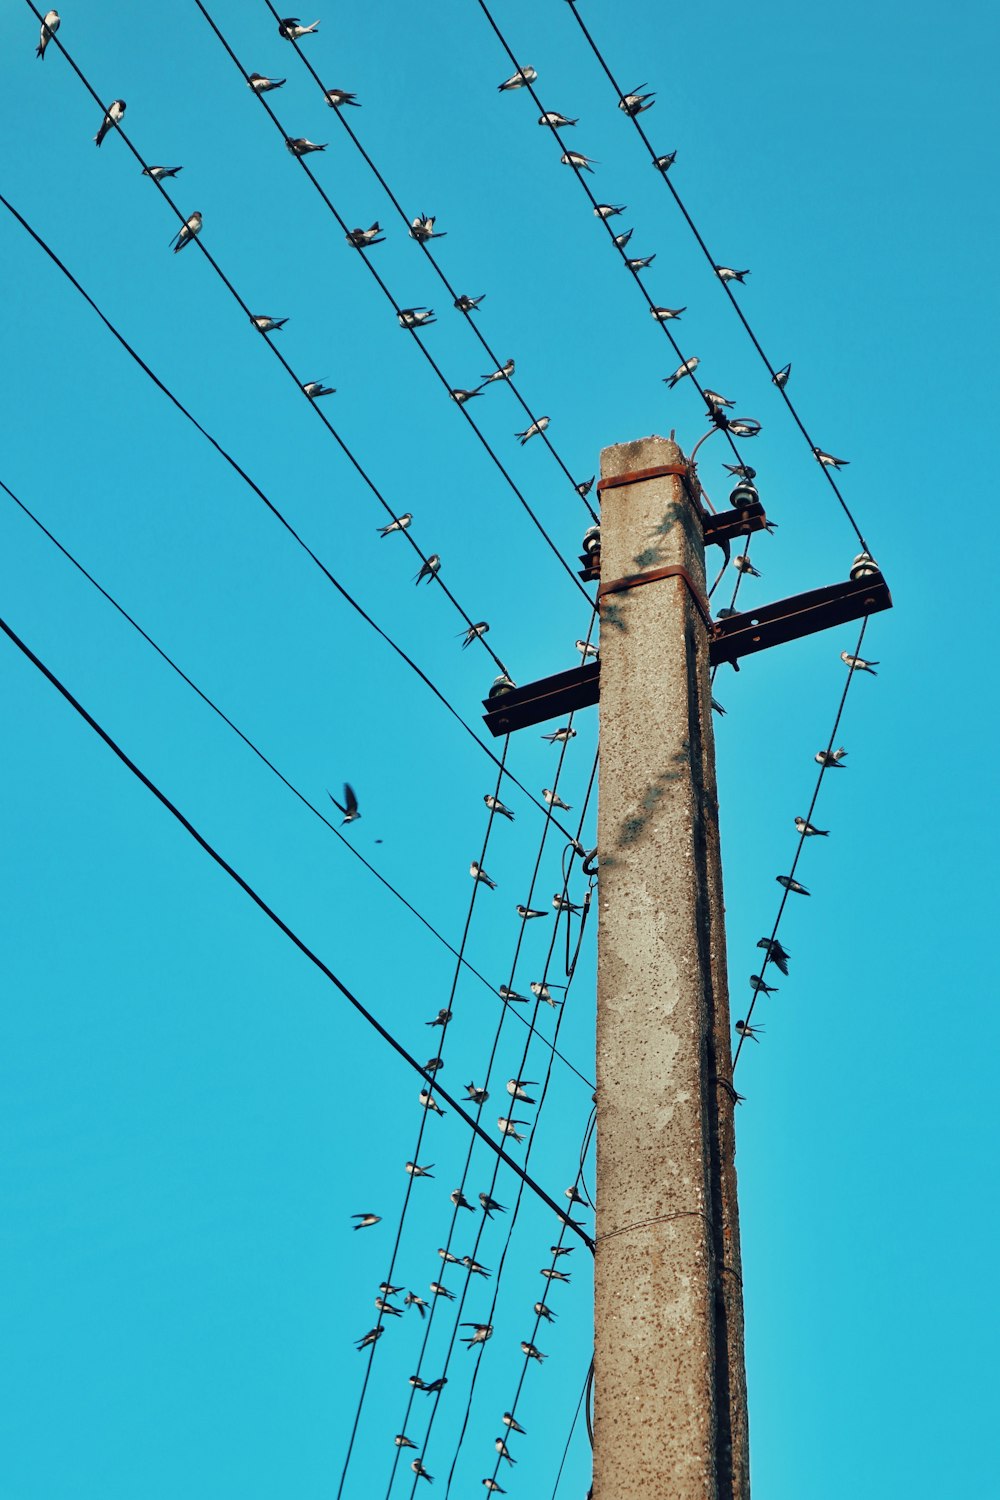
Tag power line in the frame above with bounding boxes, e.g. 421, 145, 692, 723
0, 607, 597, 1250
559, 0, 873, 553
257, 0, 600, 527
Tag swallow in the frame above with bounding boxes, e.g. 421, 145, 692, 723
419, 1088, 444, 1114
411, 1459, 432, 1481
613, 229, 634, 248
499, 985, 527, 1004
451, 1189, 475, 1211
735, 1019, 763, 1042
521, 1341, 546, 1362
438, 1247, 461, 1265
355, 1325, 383, 1349
594, 203, 625, 218
561, 150, 597, 172
405, 1291, 429, 1316
409, 1375, 427, 1390
815, 746, 847, 768
462, 1323, 493, 1347
426, 1054, 443, 1070
723, 463, 756, 480
553, 893, 583, 914
423, 1377, 447, 1394
625, 254, 656, 271
727, 419, 761, 438
406, 1161, 435, 1177
712, 697, 726, 715
324, 87, 359, 107
516, 906, 548, 921
542, 789, 571, 811
479, 1192, 506, 1216
733, 555, 761, 577
502, 1413, 525, 1433
378, 513, 412, 536
143, 165, 183, 181
278, 18, 320, 40
716, 266, 750, 284
565, 1184, 586, 1204
538, 110, 578, 127
303, 380, 335, 398
451, 387, 482, 405
482, 1482, 506, 1495
495, 1437, 516, 1465
749, 973, 778, 995
757, 937, 790, 975
455, 293, 485, 312
375, 1297, 402, 1317
471, 861, 496, 889
813, 448, 849, 468
653, 151, 678, 170
426, 1008, 452, 1027
498, 65, 537, 91
460, 620, 489, 646
466, 1082, 489, 1104
540, 1267, 570, 1282
410, 213, 445, 243
664, 356, 699, 388
576, 476, 595, 497
650, 306, 686, 322
327, 783, 359, 823
399, 307, 436, 329
395, 1434, 417, 1449
380, 1282, 403, 1296
352, 1212, 381, 1230
530, 981, 562, 1006
286, 137, 327, 156
462, 1256, 490, 1277
489, 676, 516, 704
506, 1078, 537, 1102
549, 1245, 573, 1257
346, 222, 384, 249
95, 99, 126, 147
542, 725, 575, 743
497, 1117, 526, 1142
250, 314, 288, 333
777, 875, 810, 895
841, 650, 878, 675
773, 362, 791, 388
37, 10, 60, 59
704, 389, 734, 410
414, 554, 441, 584
482, 359, 515, 383
248, 73, 286, 92
795, 816, 829, 837
516, 416, 550, 444
484, 794, 514, 821
619, 85, 655, 115
534, 1301, 556, 1322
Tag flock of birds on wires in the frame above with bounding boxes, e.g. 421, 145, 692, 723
21, 3, 884, 1494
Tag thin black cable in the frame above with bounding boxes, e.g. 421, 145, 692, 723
257, 0, 599, 527
561, 0, 872, 553
732, 616, 870, 1069
550, 1363, 592, 1498
472, 0, 750, 470
189, 0, 596, 608
0, 186, 581, 844
0, 476, 594, 1092
0, 607, 595, 1249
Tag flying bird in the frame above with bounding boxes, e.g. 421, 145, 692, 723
480, 1192, 506, 1216
757, 937, 791, 975
454, 293, 485, 312
841, 650, 878, 675
250, 314, 288, 333
712, 697, 726, 716
777, 875, 810, 895
733, 555, 761, 577
377, 512, 411, 536
619, 85, 655, 115
749, 974, 778, 996
324, 87, 359, 107
795, 816, 829, 837
813, 448, 849, 468
36, 11, 60, 60
538, 110, 578, 127
462, 1323, 493, 1347
484, 794, 514, 821
507, 1078, 537, 1102
482, 358, 515, 383
346, 223, 384, 249
426, 1008, 452, 1027
815, 746, 848, 768
414, 554, 441, 584
542, 789, 571, 811
497, 1117, 527, 1142
498, 65, 537, 91
715, 266, 750, 284
248, 73, 286, 92
495, 1437, 516, 1465
405, 1291, 429, 1316
561, 151, 597, 172
542, 725, 575, 743
286, 136, 327, 156
169, 211, 202, 253
355, 1326, 383, 1349
521, 1341, 546, 1362
515, 416, 550, 444
451, 1189, 475, 1211
352, 1212, 381, 1230
650, 306, 686, 322
735, 1019, 763, 1042
664, 356, 700, 388
773, 362, 791, 388
470, 861, 496, 889
142, 165, 183, 182
302, 379, 335, 398
410, 213, 445, 242
328, 784, 359, 823
278, 18, 320, 40
398, 307, 436, 329
466, 1082, 489, 1105
95, 99, 126, 147
460, 620, 490, 647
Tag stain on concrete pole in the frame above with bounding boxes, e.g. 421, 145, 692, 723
593, 434, 750, 1500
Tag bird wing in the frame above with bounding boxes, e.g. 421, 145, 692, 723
343, 783, 358, 817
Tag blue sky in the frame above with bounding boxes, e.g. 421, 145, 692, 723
1, 1, 997, 1497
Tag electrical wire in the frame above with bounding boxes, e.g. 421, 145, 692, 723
0, 607, 596, 1248
189, 0, 597, 608
732, 617, 871, 1069
550, 1362, 593, 1498
257, 0, 600, 527
559, 0, 873, 554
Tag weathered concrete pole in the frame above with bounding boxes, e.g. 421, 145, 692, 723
593, 434, 750, 1500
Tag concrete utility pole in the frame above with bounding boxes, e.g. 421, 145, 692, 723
593, 434, 750, 1500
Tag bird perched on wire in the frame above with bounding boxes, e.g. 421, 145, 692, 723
842, 650, 878, 675
565, 1184, 586, 1204
94, 99, 126, 147
498, 65, 537, 90
531, 981, 562, 1006
438, 1247, 461, 1266
516, 905, 547, 921
543, 788, 571, 812
813, 448, 849, 468
302, 379, 335, 399
715, 266, 750, 284
327, 784, 359, 824
540, 1266, 570, 1283
471, 861, 496, 889
324, 87, 359, 107
419, 1089, 444, 1115
561, 150, 598, 172
664, 356, 700, 388
757, 937, 791, 975
422, 1377, 447, 1394
795, 816, 829, 837
143, 164, 184, 181
425, 1059, 444, 1075
777, 875, 810, 895
723, 463, 756, 480
542, 725, 575, 743
538, 110, 578, 127
406, 1161, 434, 1178
613, 229, 634, 249
815, 746, 847, 768
773, 362, 791, 389
576, 639, 598, 659
352, 1212, 381, 1230
521, 1341, 546, 1362
550, 1244, 573, 1258
414, 554, 441, 585
248, 73, 286, 92
499, 985, 527, 1004
507, 1078, 537, 1103
650, 305, 686, 322
576, 476, 595, 497
619, 85, 655, 115
653, 151, 678, 170
277, 17, 320, 40
749, 974, 778, 996
480, 1192, 506, 1216
398, 307, 436, 329
286, 136, 327, 156
346, 222, 384, 249
250, 314, 288, 334
411, 1459, 432, 1482
497, 1117, 527, 1142
534, 1301, 556, 1322
378, 512, 411, 536
355, 1325, 383, 1349
704, 389, 734, 411
515, 416, 550, 444
484, 794, 514, 821
375, 1296, 402, 1318
735, 1019, 763, 1043
451, 1189, 475, 1211
395, 1434, 416, 1450
495, 1437, 517, 1465
626, 254, 656, 271
459, 620, 490, 647
466, 1082, 489, 1105
450, 387, 482, 406
482, 358, 515, 383
733, 555, 761, 577
455, 292, 485, 313
482, 1481, 506, 1495
410, 213, 445, 243
462, 1255, 490, 1277
594, 202, 626, 218
462, 1323, 493, 1347
426, 1008, 451, 1027
429, 1282, 455, 1300
503, 1413, 526, 1434
553, 893, 583, 914
36, 10, 60, 59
